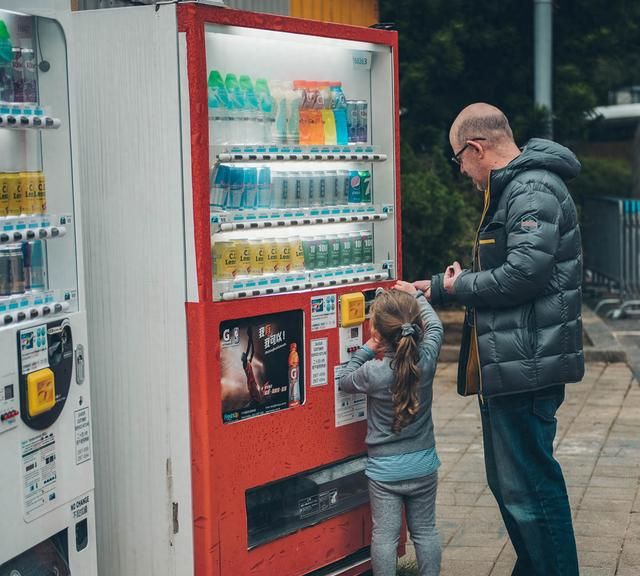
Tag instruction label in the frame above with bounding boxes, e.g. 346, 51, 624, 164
75, 407, 92, 465
334, 364, 367, 427
19, 324, 48, 375
310, 294, 337, 331
310, 338, 328, 387
22, 431, 57, 519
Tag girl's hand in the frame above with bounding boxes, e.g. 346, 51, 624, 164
393, 280, 418, 296
365, 333, 382, 355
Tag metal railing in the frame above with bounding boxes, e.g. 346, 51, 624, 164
583, 196, 640, 318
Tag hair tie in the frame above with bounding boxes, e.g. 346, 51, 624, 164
400, 323, 418, 338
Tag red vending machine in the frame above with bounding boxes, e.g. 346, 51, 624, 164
74, 3, 401, 575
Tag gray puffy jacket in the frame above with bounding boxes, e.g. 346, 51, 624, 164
431, 138, 584, 397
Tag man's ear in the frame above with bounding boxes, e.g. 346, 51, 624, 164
470, 140, 486, 159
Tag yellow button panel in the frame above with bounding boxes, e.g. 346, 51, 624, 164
27, 368, 56, 417
340, 292, 365, 327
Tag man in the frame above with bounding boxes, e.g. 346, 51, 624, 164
417, 103, 583, 576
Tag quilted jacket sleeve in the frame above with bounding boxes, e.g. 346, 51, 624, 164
453, 181, 561, 309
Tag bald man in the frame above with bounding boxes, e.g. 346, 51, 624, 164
416, 104, 582, 575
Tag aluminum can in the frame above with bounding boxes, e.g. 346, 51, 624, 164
310, 171, 324, 207
350, 232, 363, 264
347, 100, 359, 144
327, 235, 342, 268
302, 237, 317, 270
0, 173, 10, 216
314, 236, 329, 269
348, 170, 362, 204
359, 170, 372, 203
0, 247, 11, 296
339, 234, 353, 266
276, 237, 291, 272
289, 237, 305, 270
7, 245, 24, 294
356, 100, 368, 143
227, 167, 244, 210
7, 173, 23, 216
249, 239, 264, 275
211, 240, 238, 279
361, 230, 374, 263
264, 239, 280, 273
35, 171, 46, 214
289, 171, 302, 208
23, 240, 46, 291
237, 241, 252, 275
23, 172, 39, 215
241, 167, 258, 209
257, 167, 271, 208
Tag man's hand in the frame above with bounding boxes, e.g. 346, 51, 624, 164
393, 280, 418, 296
412, 279, 432, 300
443, 261, 462, 294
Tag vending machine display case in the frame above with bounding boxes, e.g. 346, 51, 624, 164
74, 4, 400, 576
0, 2, 96, 575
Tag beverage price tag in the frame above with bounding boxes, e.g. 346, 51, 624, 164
352, 51, 372, 70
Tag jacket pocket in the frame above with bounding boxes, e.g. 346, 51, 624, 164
478, 222, 506, 270
525, 302, 538, 356
457, 309, 479, 396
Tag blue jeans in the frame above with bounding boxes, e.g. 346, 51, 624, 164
368, 472, 441, 576
480, 384, 579, 576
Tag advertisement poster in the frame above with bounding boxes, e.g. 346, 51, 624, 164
220, 310, 304, 423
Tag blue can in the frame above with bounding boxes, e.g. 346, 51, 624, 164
210, 164, 230, 208
348, 170, 362, 203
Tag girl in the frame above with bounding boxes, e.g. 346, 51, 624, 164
338, 280, 443, 576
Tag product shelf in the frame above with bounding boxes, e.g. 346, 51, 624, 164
0, 103, 61, 130
215, 261, 393, 301
210, 204, 391, 232
215, 145, 386, 163
0, 290, 75, 327
0, 214, 70, 245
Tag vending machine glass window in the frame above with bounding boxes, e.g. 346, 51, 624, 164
205, 24, 398, 302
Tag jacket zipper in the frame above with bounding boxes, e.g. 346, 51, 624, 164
472, 183, 491, 403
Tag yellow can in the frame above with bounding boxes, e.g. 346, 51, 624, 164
34, 171, 46, 215
289, 237, 305, 271
211, 240, 238, 279
249, 239, 264, 275
264, 239, 279, 273
7, 173, 23, 216
237, 241, 252, 276
23, 172, 39, 215
0, 173, 10, 216
276, 238, 291, 273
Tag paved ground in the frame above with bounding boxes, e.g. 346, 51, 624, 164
399, 361, 640, 576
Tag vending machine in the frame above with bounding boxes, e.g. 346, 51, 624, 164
0, 2, 97, 575
74, 3, 400, 575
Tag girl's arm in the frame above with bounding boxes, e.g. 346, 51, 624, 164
417, 292, 444, 363
338, 346, 374, 394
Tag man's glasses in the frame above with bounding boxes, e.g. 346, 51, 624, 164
451, 137, 487, 165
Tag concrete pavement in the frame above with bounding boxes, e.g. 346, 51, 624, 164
399, 361, 640, 576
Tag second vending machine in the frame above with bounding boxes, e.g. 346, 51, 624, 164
74, 4, 401, 576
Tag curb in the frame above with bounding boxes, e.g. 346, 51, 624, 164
582, 305, 628, 363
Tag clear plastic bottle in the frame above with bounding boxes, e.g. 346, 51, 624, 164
239, 75, 260, 144
208, 70, 232, 145
254, 78, 273, 145
225, 73, 246, 144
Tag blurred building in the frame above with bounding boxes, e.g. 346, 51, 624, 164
72, 0, 380, 27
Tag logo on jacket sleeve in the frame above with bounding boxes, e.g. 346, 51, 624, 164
519, 215, 539, 231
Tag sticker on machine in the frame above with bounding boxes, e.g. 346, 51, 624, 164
21, 431, 57, 520
310, 294, 337, 331
310, 338, 328, 387
334, 364, 367, 427
19, 324, 49, 374
75, 407, 92, 465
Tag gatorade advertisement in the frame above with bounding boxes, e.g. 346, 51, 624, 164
220, 310, 304, 423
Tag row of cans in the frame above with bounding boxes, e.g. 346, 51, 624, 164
210, 165, 372, 210
346, 100, 368, 144
212, 230, 374, 279
0, 171, 47, 216
0, 241, 47, 297
0, 47, 38, 105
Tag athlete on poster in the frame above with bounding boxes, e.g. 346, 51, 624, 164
220, 310, 304, 423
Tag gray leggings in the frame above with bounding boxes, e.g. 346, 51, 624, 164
368, 471, 441, 576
